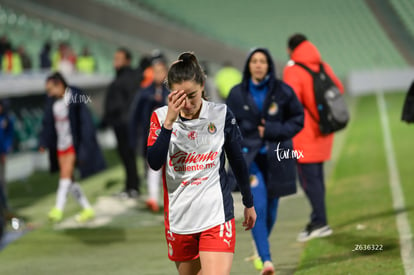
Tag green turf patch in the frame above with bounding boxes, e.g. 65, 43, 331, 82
6, 149, 123, 223
296, 94, 405, 274
0, 226, 176, 275
1, 148, 175, 274
1, 148, 259, 274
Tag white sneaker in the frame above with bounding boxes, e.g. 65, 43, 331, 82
297, 224, 312, 241
297, 224, 333, 242
261, 261, 275, 275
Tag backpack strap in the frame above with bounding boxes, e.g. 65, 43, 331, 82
296, 62, 326, 74
293, 62, 320, 124
319, 63, 326, 73
294, 62, 317, 77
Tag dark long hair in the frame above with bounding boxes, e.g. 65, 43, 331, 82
46, 72, 68, 88
167, 52, 206, 89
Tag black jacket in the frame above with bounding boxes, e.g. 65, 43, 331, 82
226, 48, 304, 198
402, 80, 414, 123
40, 49, 51, 69
39, 87, 106, 178
129, 82, 169, 154
103, 66, 138, 126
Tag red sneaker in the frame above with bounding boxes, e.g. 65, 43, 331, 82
261, 261, 275, 275
146, 199, 160, 213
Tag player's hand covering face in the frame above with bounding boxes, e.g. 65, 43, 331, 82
165, 81, 204, 128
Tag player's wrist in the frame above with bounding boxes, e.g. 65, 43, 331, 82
163, 121, 174, 130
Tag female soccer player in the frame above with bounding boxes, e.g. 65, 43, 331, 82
39, 72, 106, 223
227, 48, 304, 275
147, 52, 256, 275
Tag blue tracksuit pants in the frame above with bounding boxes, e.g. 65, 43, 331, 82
249, 161, 279, 263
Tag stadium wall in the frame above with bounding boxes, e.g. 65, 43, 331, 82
347, 67, 414, 96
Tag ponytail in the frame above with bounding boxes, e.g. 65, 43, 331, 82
167, 52, 206, 90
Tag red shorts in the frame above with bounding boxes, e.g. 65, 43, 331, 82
57, 146, 76, 157
165, 219, 236, 262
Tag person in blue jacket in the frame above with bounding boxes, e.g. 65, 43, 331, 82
0, 99, 14, 217
226, 48, 304, 275
39, 72, 106, 223
129, 54, 169, 212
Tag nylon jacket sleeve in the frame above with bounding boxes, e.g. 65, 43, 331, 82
128, 92, 143, 149
3, 116, 14, 153
223, 108, 254, 208
38, 97, 54, 148
146, 111, 171, 170
263, 86, 304, 141
103, 84, 123, 123
76, 100, 107, 173
78, 101, 98, 149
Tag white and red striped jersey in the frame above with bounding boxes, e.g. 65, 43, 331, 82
53, 92, 73, 151
147, 100, 252, 234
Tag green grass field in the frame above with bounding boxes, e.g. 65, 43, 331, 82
1, 92, 412, 275
296, 92, 412, 274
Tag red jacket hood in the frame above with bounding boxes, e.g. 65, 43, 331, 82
290, 41, 321, 65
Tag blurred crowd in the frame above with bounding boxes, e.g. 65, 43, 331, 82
0, 34, 96, 75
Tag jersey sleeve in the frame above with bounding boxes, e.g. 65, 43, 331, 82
224, 107, 254, 208
147, 111, 172, 170
147, 111, 162, 146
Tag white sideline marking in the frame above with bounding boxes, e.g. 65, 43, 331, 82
377, 92, 414, 275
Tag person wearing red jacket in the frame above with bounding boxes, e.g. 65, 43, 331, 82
283, 34, 344, 242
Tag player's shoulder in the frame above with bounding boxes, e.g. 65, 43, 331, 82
205, 100, 228, 116
205, 101, 236, 128
153, 105, 168, 115
206, 100, 226, 110
152, 105, 168, 121
68, 86, 85, 97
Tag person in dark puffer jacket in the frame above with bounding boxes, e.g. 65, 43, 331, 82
227, 48, 304, 274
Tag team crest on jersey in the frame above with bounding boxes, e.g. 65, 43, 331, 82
249, 175, 259, 188
207, 122, 217, 134
188, 131, 197, 140
268, 102, 278, 115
